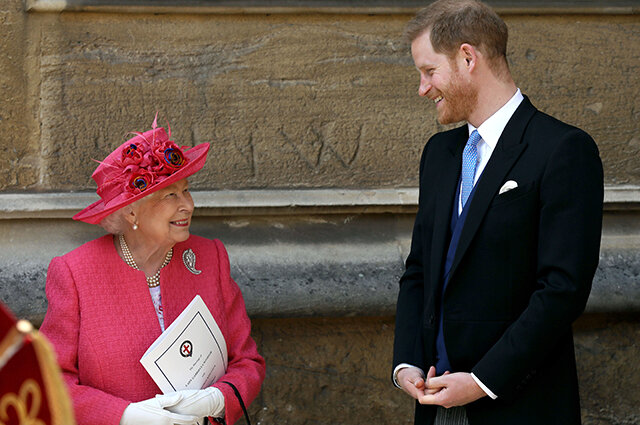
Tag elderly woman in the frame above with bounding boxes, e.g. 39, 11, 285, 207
40, 117, 265, 425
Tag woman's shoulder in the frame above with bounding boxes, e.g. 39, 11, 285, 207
182, 234, 227, 252
58, 234, 114, 262
47, 235, 115, 279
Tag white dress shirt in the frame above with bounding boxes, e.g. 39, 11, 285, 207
395, 89, 525, 400
458, 89, 524, 215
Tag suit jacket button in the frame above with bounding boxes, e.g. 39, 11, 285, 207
429, 315, 435, 325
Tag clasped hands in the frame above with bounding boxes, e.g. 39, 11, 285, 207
120, 387, 224, 425
398, 366, 486, 408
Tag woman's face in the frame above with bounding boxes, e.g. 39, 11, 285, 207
133, 179, 194, 249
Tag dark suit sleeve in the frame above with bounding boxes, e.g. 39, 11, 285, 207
392, 141, 431, 374
472, 128, 603, 398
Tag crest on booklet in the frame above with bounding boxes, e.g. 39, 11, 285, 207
180, 340, 193, 358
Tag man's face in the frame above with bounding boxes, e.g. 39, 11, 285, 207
411, 31, 477, 124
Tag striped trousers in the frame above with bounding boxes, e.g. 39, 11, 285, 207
433, 406, 470, 425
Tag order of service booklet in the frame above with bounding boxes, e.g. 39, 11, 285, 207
140, 295, 228, 396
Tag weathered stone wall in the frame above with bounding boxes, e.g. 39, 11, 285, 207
0, 7, 638, 191
249, 314, 640, 425
0, 0, 32, 188
251, 317, 414, 424
1, 2, 639, 425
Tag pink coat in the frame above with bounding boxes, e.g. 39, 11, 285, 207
40, 234, 265, 425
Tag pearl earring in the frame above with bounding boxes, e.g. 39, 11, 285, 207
133, 223, 138, 230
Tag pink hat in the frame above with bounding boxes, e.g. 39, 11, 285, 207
73, 116, 210, 224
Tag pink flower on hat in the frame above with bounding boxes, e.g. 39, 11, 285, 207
116, 130, 189, 187
121, 143, 145, 167
128, 169, 155, 193
152, 141, 187, 174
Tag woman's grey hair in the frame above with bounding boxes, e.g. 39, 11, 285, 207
98, 196, 151, 235
99, 208, 131, 235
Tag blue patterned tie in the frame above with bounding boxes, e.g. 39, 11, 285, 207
461, 130, 481, 209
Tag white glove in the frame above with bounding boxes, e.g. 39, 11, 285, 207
160, 387, 225, 419
120, 392, 199, 425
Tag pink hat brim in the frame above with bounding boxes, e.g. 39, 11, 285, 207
72, 143, 210, 225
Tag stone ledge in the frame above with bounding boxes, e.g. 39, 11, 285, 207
1, 187, 638, 325
1, 211, 639, 326
0, 189, 419, 219
602, 185, 640, 210
1, 244, 638, 326
0, 185, 638, 219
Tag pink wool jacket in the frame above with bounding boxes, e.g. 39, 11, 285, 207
40, 234, 265, 425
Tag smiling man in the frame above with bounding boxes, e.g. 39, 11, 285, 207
392, 1, 604, 424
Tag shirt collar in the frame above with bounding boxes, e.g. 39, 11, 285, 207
467, 88, 524, 150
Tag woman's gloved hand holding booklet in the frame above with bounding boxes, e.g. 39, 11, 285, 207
140, 295, 228, 394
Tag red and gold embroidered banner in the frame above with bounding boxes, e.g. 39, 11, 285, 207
0, 302, 76, 425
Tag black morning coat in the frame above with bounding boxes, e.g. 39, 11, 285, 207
393, 96, 604, 425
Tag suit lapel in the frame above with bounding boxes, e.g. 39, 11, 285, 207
448, 97, 537, 281
429, 126, 467, 291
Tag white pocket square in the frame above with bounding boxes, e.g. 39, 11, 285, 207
499, 180, 518, 194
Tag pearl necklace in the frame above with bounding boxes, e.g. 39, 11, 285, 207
119, 234, 172, 288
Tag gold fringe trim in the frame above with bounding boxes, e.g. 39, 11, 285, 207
0, 320, 76, 425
